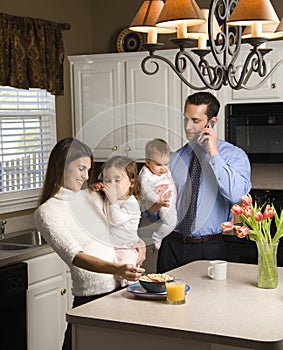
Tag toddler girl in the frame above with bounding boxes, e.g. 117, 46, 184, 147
95, 156, 142, 286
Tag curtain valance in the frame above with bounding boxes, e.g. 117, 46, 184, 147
0, 13, 71, 95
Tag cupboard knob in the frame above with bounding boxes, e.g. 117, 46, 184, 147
271, 83, 277, 89
150, 248, 155, 253
112, 145, 118, 151
61, 288, 66, 296
127, 146, 131, 151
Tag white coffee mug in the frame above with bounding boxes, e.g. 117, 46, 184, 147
208, 260, 227, 280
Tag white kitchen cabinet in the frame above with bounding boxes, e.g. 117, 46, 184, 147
69, 42, 283, 160
227, 41, 283, 102
25, 252, 72, 350
68, 50, 185, 161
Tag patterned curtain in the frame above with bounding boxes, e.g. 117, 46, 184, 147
0, 13, 70, 95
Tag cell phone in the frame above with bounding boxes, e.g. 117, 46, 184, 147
197, 120, 215, 144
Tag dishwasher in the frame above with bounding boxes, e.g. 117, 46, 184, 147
0, 262, 28, 350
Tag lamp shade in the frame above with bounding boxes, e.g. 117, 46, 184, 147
156, 0, 206, 28
187, 9, 220, 39
129, 0, 175, 34
228, 0, 279, 26
273, 18, 283, 39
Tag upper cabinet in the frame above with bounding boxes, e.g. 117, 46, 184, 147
69, 50, 185, 162
69, 42, 283, 159
226, 41, 283, 102
69, 57, 126, 160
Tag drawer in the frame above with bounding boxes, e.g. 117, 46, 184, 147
25, 252, 66, 285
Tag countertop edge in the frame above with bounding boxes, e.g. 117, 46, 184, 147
0, 245, 53, 267
66, 313, 279, 349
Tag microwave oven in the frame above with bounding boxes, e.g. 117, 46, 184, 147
225, 102, 283, 163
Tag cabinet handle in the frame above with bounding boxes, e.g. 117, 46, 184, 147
112, 145, 118, 151
127, 146, 131, 151
271, 83, 277, 89
61, 288, 66, 296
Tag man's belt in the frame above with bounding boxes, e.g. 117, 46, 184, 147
171, 231, 222, 244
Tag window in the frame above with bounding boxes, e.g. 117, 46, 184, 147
0, 86, 56, 213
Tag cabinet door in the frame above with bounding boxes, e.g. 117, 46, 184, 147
125, 52, 185, 160
66, 269, 74, 310
27, 274, 68, 350
70, 58, 126, 160
227, 42, 283, 101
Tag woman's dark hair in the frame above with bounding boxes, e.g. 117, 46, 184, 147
38, 137, 94, 205
185, 92, 220, 119
102, 156, 141, 200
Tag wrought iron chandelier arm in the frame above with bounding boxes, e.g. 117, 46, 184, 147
240, 58, 283, 90
141, 50, 224, 90
176, 50, 224, 90
227, 48, 281, 90
141, 53, 206, 90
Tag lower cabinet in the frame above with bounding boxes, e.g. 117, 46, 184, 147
25, 252, 72, 350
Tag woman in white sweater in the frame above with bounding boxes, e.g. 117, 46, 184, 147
34, 137, 145, 350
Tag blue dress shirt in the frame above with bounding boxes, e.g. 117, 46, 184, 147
146, 139, 251, 237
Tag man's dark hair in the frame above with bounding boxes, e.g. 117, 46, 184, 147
185, 92, 220, 119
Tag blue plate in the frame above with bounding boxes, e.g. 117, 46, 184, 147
127, 282, 190, 300
116, 28, 143, 53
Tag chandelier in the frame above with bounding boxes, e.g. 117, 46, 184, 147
129, 0, 283, 90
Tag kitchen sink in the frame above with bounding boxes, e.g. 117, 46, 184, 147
0, 230, 47, 250
0, 243, 33, 250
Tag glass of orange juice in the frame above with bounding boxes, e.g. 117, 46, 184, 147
165, 279, 186, 305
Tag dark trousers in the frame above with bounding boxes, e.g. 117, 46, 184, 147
157, 232, 226, 273
62, 288, 121, 350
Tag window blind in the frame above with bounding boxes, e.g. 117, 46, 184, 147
0, 86, 56, 210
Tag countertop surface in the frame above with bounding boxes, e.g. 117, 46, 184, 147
67, 260, 283, 348
0, 244, 53, 267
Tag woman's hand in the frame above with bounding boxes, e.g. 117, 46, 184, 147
133, 239, 146, 267
117, 264, 145, 282
89, 182, 104, 192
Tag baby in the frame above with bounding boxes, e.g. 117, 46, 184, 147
139, 138, 177, 249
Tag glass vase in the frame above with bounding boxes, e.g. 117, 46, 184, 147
256, 240, 278, 289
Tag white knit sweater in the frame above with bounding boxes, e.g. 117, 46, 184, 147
34, 188, 118, 296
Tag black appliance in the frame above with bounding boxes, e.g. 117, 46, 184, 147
224, 189, 283, 266
0, 262, 28, 350
225, 102, 283, 163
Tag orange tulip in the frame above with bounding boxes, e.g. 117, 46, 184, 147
236, 226, 250, 238
242, 194, 252, 206
231, 204, 242, 215
221, 221, 234, 233
263, 205, 275, 219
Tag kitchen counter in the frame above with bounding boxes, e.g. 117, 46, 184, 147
0, 244, 53, 267
67, 261, 283, 350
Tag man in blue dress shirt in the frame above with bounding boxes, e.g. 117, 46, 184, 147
151, 92, 251, 273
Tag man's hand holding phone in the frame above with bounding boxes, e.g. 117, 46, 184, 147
197, 119, 218, 156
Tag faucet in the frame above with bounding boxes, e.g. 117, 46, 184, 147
0, 220, 7, 239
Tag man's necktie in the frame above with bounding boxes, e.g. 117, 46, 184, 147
179, 147, 202, 236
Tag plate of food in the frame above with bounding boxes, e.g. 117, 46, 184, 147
127, 273, 190, 300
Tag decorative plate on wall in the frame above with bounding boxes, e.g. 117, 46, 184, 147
116, 28, 143, 53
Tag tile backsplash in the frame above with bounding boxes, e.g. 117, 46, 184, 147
4, 214, 35, 235
251, 164, 283, 190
